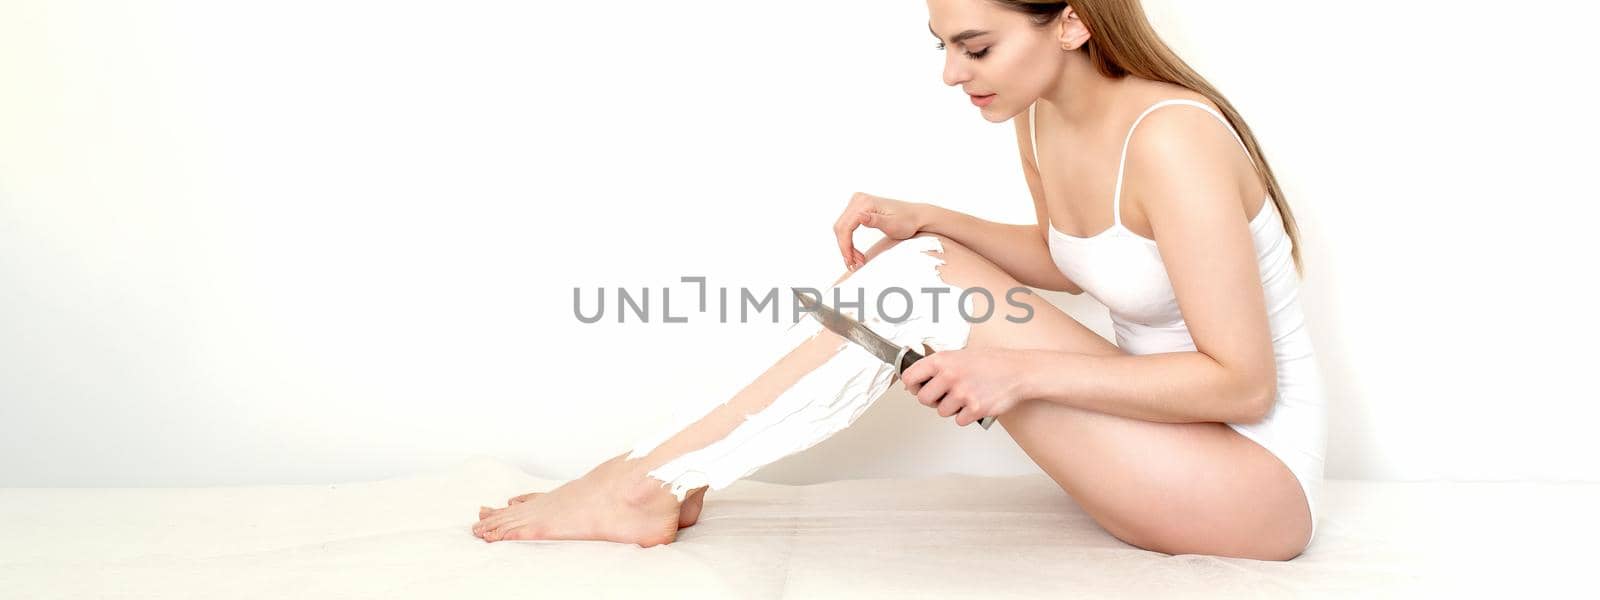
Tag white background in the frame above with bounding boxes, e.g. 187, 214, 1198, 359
3, 0, 1596, 487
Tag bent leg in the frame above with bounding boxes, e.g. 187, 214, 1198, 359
875, 233, 1313, 561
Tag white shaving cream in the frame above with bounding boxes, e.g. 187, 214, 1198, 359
627, 235, 973, 501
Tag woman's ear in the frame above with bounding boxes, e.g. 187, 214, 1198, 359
1058, 7, 1090, 50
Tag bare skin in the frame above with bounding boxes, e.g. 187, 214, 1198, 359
471, 451, 707, 546
486, 483, 705, 528
473, 268, 867, 546
474, 234, 1308, 558
474, 0, 1313, 559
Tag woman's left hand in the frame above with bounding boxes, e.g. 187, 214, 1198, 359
900, 347, 1036, 427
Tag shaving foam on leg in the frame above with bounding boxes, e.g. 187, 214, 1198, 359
627, 235, 973, 501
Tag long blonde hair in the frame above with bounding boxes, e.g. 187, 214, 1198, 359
996, 0, 1305, 274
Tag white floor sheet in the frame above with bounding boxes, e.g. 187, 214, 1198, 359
3, 456, 1593, 598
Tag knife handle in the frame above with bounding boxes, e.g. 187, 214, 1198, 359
898, 344, 997, 430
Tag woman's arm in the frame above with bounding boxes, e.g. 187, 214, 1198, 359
1014, 102, 1283, 426
1017, 350, 1271, 424
914, 202, 1082, 294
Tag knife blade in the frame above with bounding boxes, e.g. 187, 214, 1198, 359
793, 289, 996, 430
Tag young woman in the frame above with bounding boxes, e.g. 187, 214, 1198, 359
473, 0, 1325, 561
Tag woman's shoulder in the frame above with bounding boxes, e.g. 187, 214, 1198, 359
1123, 79, 1222, 122
1118, 80, 1261, 211
1117, 80, 1236, 153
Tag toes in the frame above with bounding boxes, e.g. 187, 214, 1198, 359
508, 492, 544, 505
473, 518, 499, 537
478, 503, 515, 519
473, 514, 509, 538
486, 522, 522, 542
503, 524, 543, 541
479, 521, 501, 541
476, 508, 526, 538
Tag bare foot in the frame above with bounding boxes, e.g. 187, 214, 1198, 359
477, 459, 713, 526
483, 483, 708, 527
475, 461, 709, 529
478, 491, 543, 520
679, 486, 708, 528
509, 491, 542, 505
471, 455, 684, 547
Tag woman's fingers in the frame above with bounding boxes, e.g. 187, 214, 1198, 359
954, 404, 983, 427
835, 193, 886, 271
846, 213, 874, 268
833, 211, 860, 270
937, 392, 966, 418
901, 355, 938, 392
915, 375, 951, 408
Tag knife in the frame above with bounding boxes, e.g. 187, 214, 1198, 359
792, 289, 997, 430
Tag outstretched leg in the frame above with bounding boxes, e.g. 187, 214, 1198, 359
472, 236, 971, 546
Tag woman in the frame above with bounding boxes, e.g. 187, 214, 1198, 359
473, 0, 1325, 561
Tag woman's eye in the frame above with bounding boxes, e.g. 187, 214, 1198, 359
933, 43, 990, 59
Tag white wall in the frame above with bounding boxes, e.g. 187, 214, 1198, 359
2, 0, 1596, 487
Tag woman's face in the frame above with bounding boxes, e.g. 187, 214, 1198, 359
926, 0, 1078, 122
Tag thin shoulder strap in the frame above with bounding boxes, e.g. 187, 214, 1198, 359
1111, 99, 1250, 227
1028, 102, 1040, 171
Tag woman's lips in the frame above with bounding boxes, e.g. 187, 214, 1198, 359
970, 93, 996, 107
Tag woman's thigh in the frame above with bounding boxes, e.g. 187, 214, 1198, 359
861, 232, 1311, 560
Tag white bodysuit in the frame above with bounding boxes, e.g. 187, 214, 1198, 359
1029, 99, 1329, 549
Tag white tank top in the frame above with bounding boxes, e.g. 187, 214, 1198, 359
1029, 99, 1328, 546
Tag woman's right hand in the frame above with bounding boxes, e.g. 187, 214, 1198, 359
833, 192, 927, 271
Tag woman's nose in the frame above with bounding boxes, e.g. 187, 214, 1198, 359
942, 54, 970, 88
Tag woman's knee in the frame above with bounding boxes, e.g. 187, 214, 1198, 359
862, 232, 971, 263
863, 234, 1005, 292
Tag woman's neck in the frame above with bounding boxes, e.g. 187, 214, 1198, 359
1037, 54, 1135, 128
